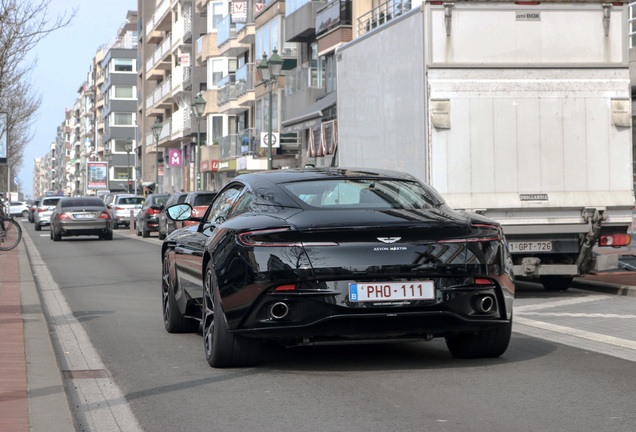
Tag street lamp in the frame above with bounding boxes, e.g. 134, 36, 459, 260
191, 93, 206, 191
256, 48, 283, 171
152, 119, 162, 194
125, 138, 133, 193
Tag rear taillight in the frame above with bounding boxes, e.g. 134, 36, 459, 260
147, 208, 161, 215
57, 213, 71, 220
475, 278, 494, 286
599, 234, 631, 247
98, 211, 110, 219
274, 284, 297, 292
116, 206, 124, 211
38, 208, 45, 213
238, 228, 338, 247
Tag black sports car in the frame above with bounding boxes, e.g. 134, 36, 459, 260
161, 168, 515, 368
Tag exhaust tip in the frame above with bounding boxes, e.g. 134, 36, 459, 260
270, 302, 289, 320
474, 294, 495, 314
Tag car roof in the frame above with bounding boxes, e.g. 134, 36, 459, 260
234, 167, 420, 185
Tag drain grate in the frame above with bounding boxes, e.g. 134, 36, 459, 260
62, 369, 110, 379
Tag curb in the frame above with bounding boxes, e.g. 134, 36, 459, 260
571, 277, 636, 297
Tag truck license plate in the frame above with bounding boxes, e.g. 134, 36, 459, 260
508, 241, 552, 252
349, 281, 434, 302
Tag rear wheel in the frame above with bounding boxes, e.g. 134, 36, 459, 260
0, 218, 21, 251
142, 223, 150, 238
162, 251, 198, 333
446, 319, 512, 359
203, 262, 262, 368
52, 229, 61, 242
21, 210, 28, 218
540, 276, 573, 291
34, 223, 41, 231
103, 230, 113, 241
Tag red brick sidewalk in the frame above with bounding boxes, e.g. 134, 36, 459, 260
0, 245, 29, 432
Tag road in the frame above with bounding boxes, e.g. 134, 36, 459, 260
24, 225, 636, 432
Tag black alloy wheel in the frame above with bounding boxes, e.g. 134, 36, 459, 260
203, 262, 262, 368
162, 251, 197, 333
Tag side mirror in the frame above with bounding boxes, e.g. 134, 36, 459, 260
167, 203, 193, 221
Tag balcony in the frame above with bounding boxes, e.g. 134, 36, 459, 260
145, 0, 170, 42
236, 3, 256, 45
217, 15, 249, 58
145, 78, 173, 113
146, 34, 173, 80
197, 33, 220, 62
219, 130, 259, 161
236, 63, 256, 108
286, 0, 326, 42
315, 0, 351, 37
171, 65, 192, 95
357, 0, 413, 36
217, 73, 249, 115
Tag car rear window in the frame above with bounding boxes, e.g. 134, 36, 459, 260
61, 198, 105, 208
193, 193, 216, 207
155, 196, 170, 206
119, 197, 144, 205
42, 198, 61, 206
281, 179, 445, 209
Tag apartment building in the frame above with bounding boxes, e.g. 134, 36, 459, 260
100, 11, 139, 193
138, 0, 208, 194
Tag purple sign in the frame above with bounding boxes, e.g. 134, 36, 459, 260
169, 149, 182, 167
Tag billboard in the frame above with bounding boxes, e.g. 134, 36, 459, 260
0, 112, 7, 165
87, 161, 109, 189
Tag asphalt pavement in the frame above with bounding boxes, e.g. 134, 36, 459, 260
1, 219, 635, 431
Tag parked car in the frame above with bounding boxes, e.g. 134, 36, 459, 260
161, 168, 515, 368
28, 200, 40, 223
158, 192, 188, 240
135, 193, 170, 237
9, 201, 30, 218
50, 196, 113, 241
108, 194, 145, 229
182, 191, 217, 227
34, 196, 63, 231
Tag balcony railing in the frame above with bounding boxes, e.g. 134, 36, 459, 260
357, 0, 412, 36
219, 129, 257, 160
145, 0, 169, 36
235, 63, 255, 98
146, 33, 172, 73
217, 14, 236, 47
217, 73, 237, 106
285, 65, 322, 96
315, 0, 352, 36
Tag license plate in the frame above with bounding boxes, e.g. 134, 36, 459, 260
74, 213, 95, 219
508, 241, 552, 252
349, 281, 435, 302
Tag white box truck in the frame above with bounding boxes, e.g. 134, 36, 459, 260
336, 0, 635, 290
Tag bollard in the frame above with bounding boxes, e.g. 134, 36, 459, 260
130, 209, 135, 232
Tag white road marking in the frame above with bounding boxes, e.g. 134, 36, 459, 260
518, 312, 636, 319
515, 295, 608, 311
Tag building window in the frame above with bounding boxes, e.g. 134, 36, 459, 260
208, 1, 227, 31
113, 86, 135, 99
113, 113, 133, 126
113, 58, 134, 72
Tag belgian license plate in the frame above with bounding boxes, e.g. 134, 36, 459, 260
349, 281, 435, 302
74, 213, 95, 219
508, 241, 552, 252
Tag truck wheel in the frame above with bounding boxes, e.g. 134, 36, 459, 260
540, 276, 573, 291
446, 319, 512, 359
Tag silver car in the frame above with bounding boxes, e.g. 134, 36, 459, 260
34, 196, 62, 231
109, 195, 145, 229
50, 197, 113, 241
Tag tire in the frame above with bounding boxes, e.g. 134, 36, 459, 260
103, 230, 113, 241
21, 210, 28, 218
35, 223, 41, 231
540, 276, 573, 292
158, 230, 166, 240
0, 218, 22, 251
446, 319, 512, 359
52, 228, 61, 242
142, 222, 150, 238
203, 262, 262, 368
162, 251, 198, 333
113, 223, 119, 230
136, 222, 141, 236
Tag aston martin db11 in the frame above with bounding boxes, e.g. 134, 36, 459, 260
161, 168, 514, 368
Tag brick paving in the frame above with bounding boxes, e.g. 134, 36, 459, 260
0, 243, 29, 432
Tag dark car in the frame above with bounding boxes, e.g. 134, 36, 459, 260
161, 168, 515, 368
181, 191, 217, 227
158, 192, 188, 240
28, 200, 40, 223
135, 193, 170, 237
50, 196, 113, 241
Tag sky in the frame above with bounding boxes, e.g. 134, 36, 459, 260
19, 0, 136, 198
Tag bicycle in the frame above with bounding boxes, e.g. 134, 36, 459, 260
0, 201, 22, 251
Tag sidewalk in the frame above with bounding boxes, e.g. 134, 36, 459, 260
0, 225, 75, 432
1, 224, 636, 431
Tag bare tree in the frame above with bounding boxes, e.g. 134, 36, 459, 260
0, 0, 75, 195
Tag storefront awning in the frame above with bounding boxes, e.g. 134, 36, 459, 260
281, 92, 337, 134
